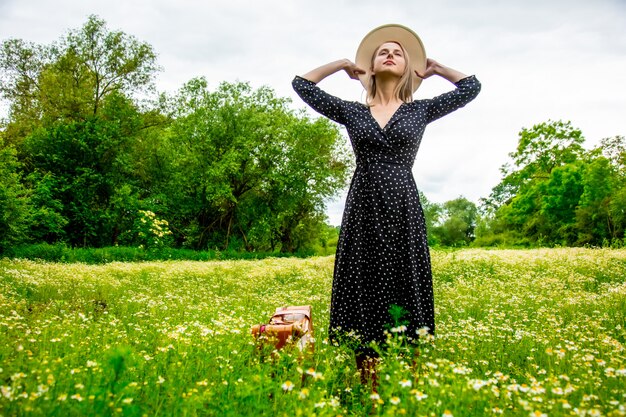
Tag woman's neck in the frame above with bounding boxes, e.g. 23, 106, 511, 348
371, 77, 402, 106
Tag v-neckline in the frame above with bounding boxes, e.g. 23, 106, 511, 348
368, 102, 405, 131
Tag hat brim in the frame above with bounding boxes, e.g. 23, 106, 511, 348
355, 24, 427, 93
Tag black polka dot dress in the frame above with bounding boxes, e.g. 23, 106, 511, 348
292, 74, 481, 353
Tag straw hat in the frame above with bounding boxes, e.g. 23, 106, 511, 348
355, 24, 427, 93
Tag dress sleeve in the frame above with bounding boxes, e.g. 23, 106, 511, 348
292, 75, 349, 125
424, 75, 481, 124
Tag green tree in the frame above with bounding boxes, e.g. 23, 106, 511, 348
485, 120, 585, 210
1, 16, 161, 247
0, 15, 158, 129
418, 190, 441, 246
161, 78, 350, 251
538, 161, 584, 244
574, 156, 617, 245
432, 197, 478, 246
0, 138, 32, 251
483, 120, 587, 246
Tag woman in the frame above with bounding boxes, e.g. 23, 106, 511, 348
292, 24, 481, 385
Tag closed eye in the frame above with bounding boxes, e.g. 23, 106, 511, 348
379, 49, 404, 57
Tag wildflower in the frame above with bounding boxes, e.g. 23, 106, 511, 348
370, 392, 384, 404
58, 394, 68, 401
442, 410, 453, 417
529, 412, 547, 417
417, 326, 430, 337
399, 379, 412, 388
329, 397, 340, 407
412, 390, 428, 401
390, 396, 401, 405
122, 398, 133, 404
11, 372, 26, 381
299, 388, 309, 399
530, 385, 546, 394
305, 368, 323, 380
70, 393, 83, 401
560, 401, 572, 409
86, 360, 98, 368
157, 376, 165, 384
282, 381, 294, 392
471, 379, 488, 391
314, 401, 326, 408
452, 366, 472, 375
391, 325, 407, 333
1, 386, 12, 399
492, 407, 503, 414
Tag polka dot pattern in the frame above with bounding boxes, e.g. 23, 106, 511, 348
292, 74, 481, 350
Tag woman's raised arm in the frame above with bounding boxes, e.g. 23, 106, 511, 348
300, 59, 365, 84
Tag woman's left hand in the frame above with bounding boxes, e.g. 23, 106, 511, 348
416, 58, 468, 83
415, 58, 440, 79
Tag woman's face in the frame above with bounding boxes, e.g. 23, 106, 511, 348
371, 41, 407, 77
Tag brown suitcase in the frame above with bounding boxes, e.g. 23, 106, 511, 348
251, 305, 314, 352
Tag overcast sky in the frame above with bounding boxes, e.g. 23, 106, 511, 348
2, 0, 625, 225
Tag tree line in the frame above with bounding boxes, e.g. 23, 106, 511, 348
2, 17, 624, 253
419, 121, 626, 248
0, 16, 350, 253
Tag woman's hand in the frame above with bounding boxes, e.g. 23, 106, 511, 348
342, 59, 366, 80
415, 58, 441, 80
415, 58, 468, 84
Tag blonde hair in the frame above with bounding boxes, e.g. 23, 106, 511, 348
366, 41, 413, 105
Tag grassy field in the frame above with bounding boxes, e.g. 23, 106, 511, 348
1, 248, 625, 416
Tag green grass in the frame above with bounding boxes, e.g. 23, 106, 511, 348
3, 243, 325, 264
0, 248, 625, 416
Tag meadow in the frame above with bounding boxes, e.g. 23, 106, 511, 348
1, 248, 625, 416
